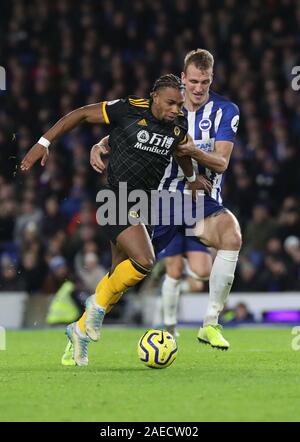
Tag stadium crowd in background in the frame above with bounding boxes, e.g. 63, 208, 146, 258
1, 0, 300, 303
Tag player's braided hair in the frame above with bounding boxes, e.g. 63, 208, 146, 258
151, 74, 185, 94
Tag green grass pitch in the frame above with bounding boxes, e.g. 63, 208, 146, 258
0, 327, 299, 422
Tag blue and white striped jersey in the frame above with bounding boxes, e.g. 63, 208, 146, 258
158, 91, 239, 203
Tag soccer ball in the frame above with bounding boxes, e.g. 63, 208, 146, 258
137, 329, 178, 369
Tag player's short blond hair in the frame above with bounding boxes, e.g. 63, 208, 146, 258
184, 49, 214, 72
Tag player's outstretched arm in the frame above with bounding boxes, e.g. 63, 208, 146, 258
90, 135, 110, 174
21, 102, 106, 171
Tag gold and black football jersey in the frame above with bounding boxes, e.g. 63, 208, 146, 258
102, 96, 188, 191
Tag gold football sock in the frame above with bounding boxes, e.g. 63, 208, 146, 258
105, 292, 124, 314
95, 259, 150, 309
77, 259, 151, 332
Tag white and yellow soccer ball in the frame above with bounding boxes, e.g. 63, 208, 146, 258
137, 329, 178, 369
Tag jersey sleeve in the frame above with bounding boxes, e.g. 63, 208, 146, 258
102, 98, 128, 125
215, 102, 240, 142
178, 133, 188, 145
176, 116, 189, 145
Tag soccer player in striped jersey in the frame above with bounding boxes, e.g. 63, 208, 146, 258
157, 49, 241, 349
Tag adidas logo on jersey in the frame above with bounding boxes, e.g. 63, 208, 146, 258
138, 119, 147, 126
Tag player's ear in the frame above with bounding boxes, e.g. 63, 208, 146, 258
181, 71, 185, 83
152, 91, 159, 104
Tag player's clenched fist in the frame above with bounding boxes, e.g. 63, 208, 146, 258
175, 134, 197, 157
189, 175, 212, 200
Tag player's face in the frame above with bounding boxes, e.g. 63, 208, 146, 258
182, 64, 213, 107
152, 87, 185, 122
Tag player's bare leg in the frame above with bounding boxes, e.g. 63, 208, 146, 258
195, 210, 242, 350
185, 251, 212, 282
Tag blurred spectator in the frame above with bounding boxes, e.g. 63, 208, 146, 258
76, 252, 106, 293
43, 255, 70, 294
0, 256, 25, 291
20, 222, 43, 257
14, 199, 43, 245
41, 196, 67, 238
257, 255, 290, 292
243, 204, 278, 254
277, 204, 300, 241
19, 251, 48, 295
46, 278, 83, 326
67, 200, 97, 235
221, 302, 255, 324
234, 302, 255, 323
234, 258, 259, 292
0, 198, 17, 244
284, 236, 300, 290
